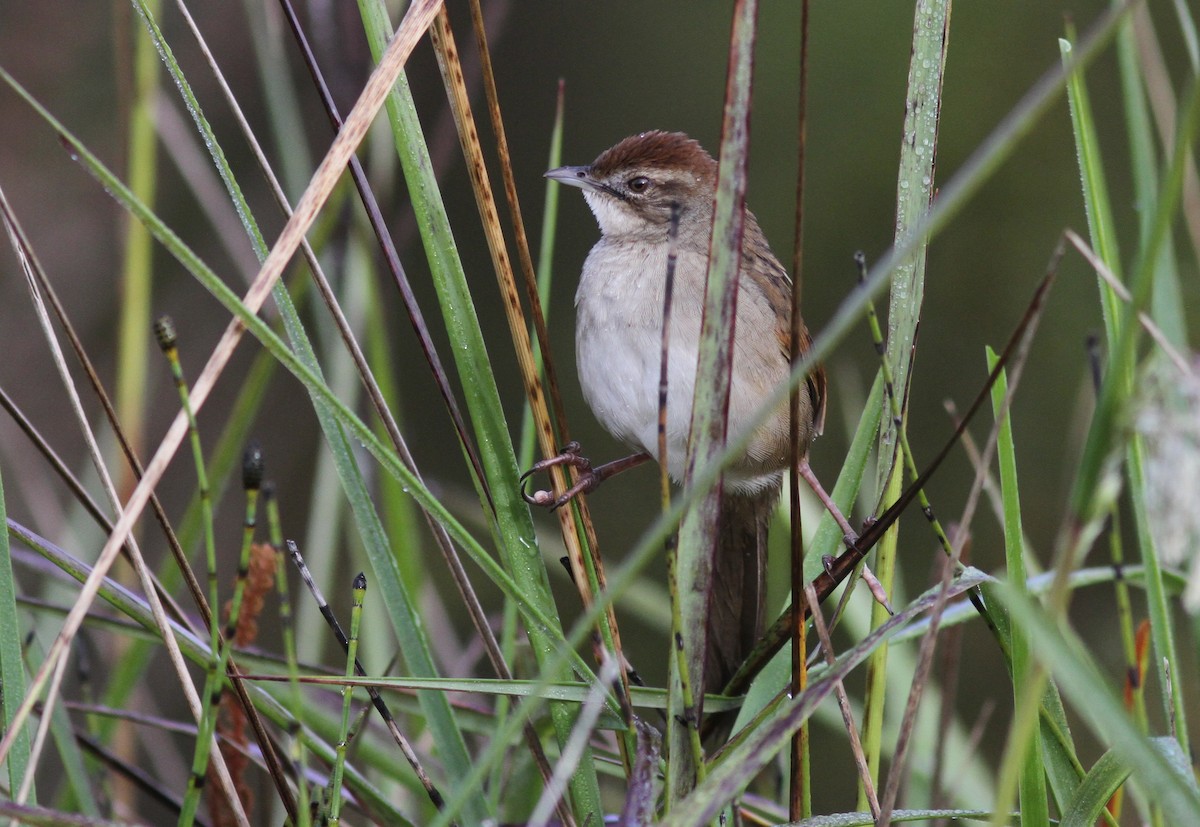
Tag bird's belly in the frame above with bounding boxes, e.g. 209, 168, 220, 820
575, 290, 698, 481
573, 244, 794, 492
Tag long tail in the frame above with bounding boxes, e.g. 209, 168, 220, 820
704, 486, 775, 716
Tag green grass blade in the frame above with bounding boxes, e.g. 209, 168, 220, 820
1061, 36, 1124, 339
1112, 18, 1187, 345
986, 347, 1049, 825
1058, 747, 1129, 827
114, 0, 159, 468
862, 1, 950, 807
0, 459, 33, 798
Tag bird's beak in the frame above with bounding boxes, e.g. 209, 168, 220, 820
544, 165, 601, 191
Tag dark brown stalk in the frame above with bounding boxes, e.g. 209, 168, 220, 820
788, 0, 813, 820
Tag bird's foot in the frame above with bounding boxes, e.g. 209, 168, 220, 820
520, 442, 601, 510
520, 444, 650, 510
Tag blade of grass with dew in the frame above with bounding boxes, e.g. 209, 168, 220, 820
668, 0, 757, 799
361, 259, 423, 604
354, 0, 604, 818
993, 584, 1200, 823
985, 347, 1049, 826
261, 674, 739, 712
0, 462, 32, 798
762, 809, 1005, 826
1061, 36, 1124, 336
130, 6, 493, 818
862, 0, 950, 807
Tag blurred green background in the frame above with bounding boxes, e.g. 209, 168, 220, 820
1, 0, 1196, 811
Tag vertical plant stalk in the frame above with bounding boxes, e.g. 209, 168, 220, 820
265, 489, 311, 827
668, 0, 758, 802
159, 317, 245, 827
517, 83, 566, 470
659, 203, 706, 792
985, 347, 1049, 826
788, 1, 813, 819
289, 540, 452, 819
326, 572, 366, 826
861, 0, 950, 807
113, 3, 161, 811
115, 0, 159, 473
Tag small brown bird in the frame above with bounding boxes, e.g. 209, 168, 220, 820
542, 131, 828, 703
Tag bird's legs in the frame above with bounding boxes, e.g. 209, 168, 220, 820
797, 459, 859, 548
798, 459, 892, 615
520, 441, 652, 510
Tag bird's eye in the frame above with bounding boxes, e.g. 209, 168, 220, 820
627, 176, 651, 193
